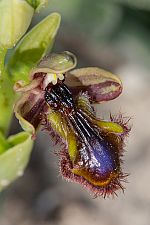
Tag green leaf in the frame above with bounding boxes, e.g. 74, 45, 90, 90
7, 12, 61, 83
0, 132, 33, 191
0, 0, 34, 49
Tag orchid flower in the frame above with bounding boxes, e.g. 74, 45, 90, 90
14, 51, 130, 197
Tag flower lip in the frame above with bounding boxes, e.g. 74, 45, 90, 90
69, 110, 121, 183
44, 82, 129, 197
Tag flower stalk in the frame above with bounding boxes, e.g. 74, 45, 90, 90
0, 47, 15, 134
0, 47, 6, 78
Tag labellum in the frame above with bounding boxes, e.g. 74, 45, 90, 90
14, 51, 130, 198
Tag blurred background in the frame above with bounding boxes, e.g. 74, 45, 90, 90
1, 0, 150, 224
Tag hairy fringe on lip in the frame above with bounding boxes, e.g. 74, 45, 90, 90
41, 110, 130, 198
60, 148, 128, 198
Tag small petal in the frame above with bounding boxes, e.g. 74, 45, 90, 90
65, 67, 122, 103
14, 76, 47, 137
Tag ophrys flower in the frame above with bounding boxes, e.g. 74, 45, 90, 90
14, 51, 130, 197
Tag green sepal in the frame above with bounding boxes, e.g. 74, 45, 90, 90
7, 12, 61, 83
0, 132, 33, 191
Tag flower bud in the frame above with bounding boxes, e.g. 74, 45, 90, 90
0, 0, 34, 48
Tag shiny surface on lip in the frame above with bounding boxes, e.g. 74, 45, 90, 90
70, 111, 120, 187
44, 82, 122, 189
72, 138, 119, 187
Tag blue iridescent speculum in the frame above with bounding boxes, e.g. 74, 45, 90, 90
14, 52, 130, 198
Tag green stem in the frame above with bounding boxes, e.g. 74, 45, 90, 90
0, 47, 15, 135
0, 47, 7, 80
